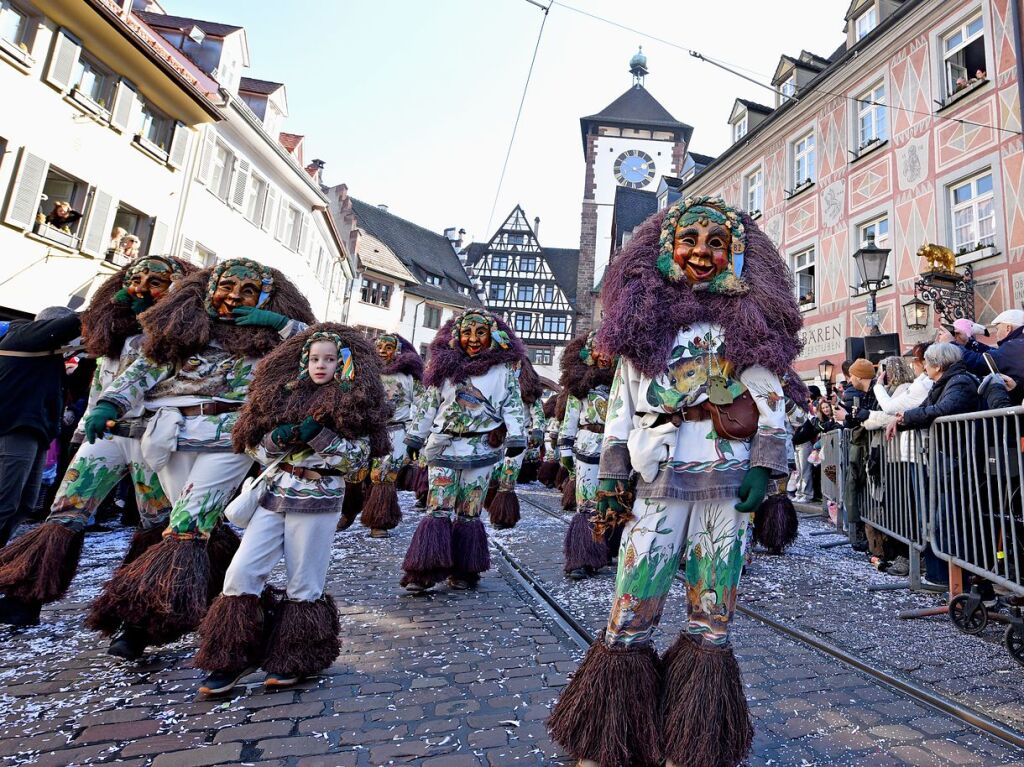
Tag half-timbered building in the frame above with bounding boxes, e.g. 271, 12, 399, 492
463, 205, 578, 381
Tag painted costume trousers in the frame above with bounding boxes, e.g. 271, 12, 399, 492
47, 435, 169, 533
574, 458, 599, 512
370, 426, 406, 485
491, 451, 525, 491
159, 451, 254, 535
223, 506, 340, 601
427, 464, 494, 519
606, 495, 750, 647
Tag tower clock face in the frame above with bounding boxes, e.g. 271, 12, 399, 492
614, 149, 656, 188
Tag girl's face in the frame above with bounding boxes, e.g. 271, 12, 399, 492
818, 401, 833, 418
308, 340, 339, 384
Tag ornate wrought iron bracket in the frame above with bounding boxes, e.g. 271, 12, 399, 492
914, 265, 976, 324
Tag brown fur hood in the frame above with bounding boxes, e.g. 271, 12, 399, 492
232, 323, 393, 458
138, 265, 315, 366
559, 332, 614, 400
81, 256, 196, 360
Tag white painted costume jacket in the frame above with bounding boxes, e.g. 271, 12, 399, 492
598, 322, 789, 501
405, 363, 527, 469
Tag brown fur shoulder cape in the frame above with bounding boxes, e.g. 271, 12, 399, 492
80, 257, 196, 360
559, 332, 614, 400
233, 323, 393, 458
138, 266, 315, 366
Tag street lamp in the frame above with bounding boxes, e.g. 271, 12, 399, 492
902, 296, 930, 331
852, 238, 892, 336
817, 358, 834, 395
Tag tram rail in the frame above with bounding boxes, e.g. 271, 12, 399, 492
493, 492, 1024, 752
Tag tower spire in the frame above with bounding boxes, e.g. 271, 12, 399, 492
629, 46, 648, 87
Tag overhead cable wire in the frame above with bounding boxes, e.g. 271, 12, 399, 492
547, 0, 1022, 136
485, 1, 550, 237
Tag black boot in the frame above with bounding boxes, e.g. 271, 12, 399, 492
107, 625, 149, 660
0, 595, 42, 627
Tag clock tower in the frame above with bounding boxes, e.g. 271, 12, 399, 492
575, 50, 692, 331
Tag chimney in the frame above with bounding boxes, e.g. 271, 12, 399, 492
533, 216, 541, 239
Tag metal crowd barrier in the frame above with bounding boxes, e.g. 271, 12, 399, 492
815, 429, 849, 543
928, 406, 1024, 598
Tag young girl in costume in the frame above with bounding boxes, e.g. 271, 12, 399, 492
516, 359, 546, 485
484, 358, 545, 529
0, 256, 193, 632
357, 333, 423, 537
400, 310, 527, 592
557, 330, 618, 580
536, 394, 560, 487
548, 196, 803, 767
81, 258, 314, 659
195, 324, 390, 694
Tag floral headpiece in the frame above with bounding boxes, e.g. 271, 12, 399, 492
578, 330, 600, 366
656, 195, 748, 295
294, 331, 355, 391
448, 310, 510, 351
205, 258, 275, 319
377, 333, 399, 347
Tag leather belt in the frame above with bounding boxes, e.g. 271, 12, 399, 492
652, 406, 708, 427
279, 463, 344, 481
179, 401, 242, 417
580, 423, 605, 434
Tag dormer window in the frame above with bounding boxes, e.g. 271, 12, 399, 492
733, 115, 747, 142
424, 273, 443, 287
780, 76, 796, 102
854, 6, 877, 41
187, 25, 205, 45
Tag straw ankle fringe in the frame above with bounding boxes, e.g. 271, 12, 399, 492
547, 637, 662, 766
0, 523, 84, 603
400, 514, 453, 586
360, 482, 402, 530
194, 593, 265, 674
488, 490, 520, 530
263, 595, 340, 677
563, 510, 607, 573
121, 525, 165, 567
561, 476, 577, 511
752, 493, 798, 555
661, 633, 753, 767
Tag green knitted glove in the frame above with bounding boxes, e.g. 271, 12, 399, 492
593, 478, 633, 539
296, 415, 322, 443
270, 423, 298, 447
735, 466, 771, 513
232, 306, 288, 330
560, 455, 574, 472
83, 402, 118, 444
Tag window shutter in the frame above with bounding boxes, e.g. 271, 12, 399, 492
230, 157, 250, 209
109, 79, 136, 132
261, 186, 277, 231
179, 236, 196, 262
167, 122, 189, 169
45, 29, 80, 92
195, 127, 217, 184
298, 213, 310, 254
149, 219, 169, 255
81, 190, 117, 256
275, 202, 288, 242
2, 149, 48, 231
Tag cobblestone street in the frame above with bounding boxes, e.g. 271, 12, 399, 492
1, 487, 1023, 766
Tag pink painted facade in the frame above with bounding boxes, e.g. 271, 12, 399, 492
682, 0, 1024, 380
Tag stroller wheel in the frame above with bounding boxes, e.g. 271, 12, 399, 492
1004, 624, 1024, 667
948, 593, 988, 635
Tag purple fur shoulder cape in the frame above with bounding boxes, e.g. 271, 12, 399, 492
382, 335, 423, 381
560, 332, 614, 399
596, 210, 803, 378
423, 312, 527, 388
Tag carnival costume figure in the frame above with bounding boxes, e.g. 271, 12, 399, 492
537, 395, 560, 487
195, 324, 391, 694
0, 256, 193, 631
484, 358, 545, 530
559, 330, 618, 580
554, 389, 575, 510
357, 333, 423, 537
400, 310, 527, 592
548, 196, 803, 767
516, 360, 546, 485
82, 258, 314, 659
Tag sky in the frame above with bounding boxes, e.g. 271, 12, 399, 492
168, 0, 852, 249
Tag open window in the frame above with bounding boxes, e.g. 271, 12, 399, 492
791, 246, 816, 309
35, 165, 89, 249
106, 202, 162, 264
135, 99, 175, 158
942, 14, 987, 99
